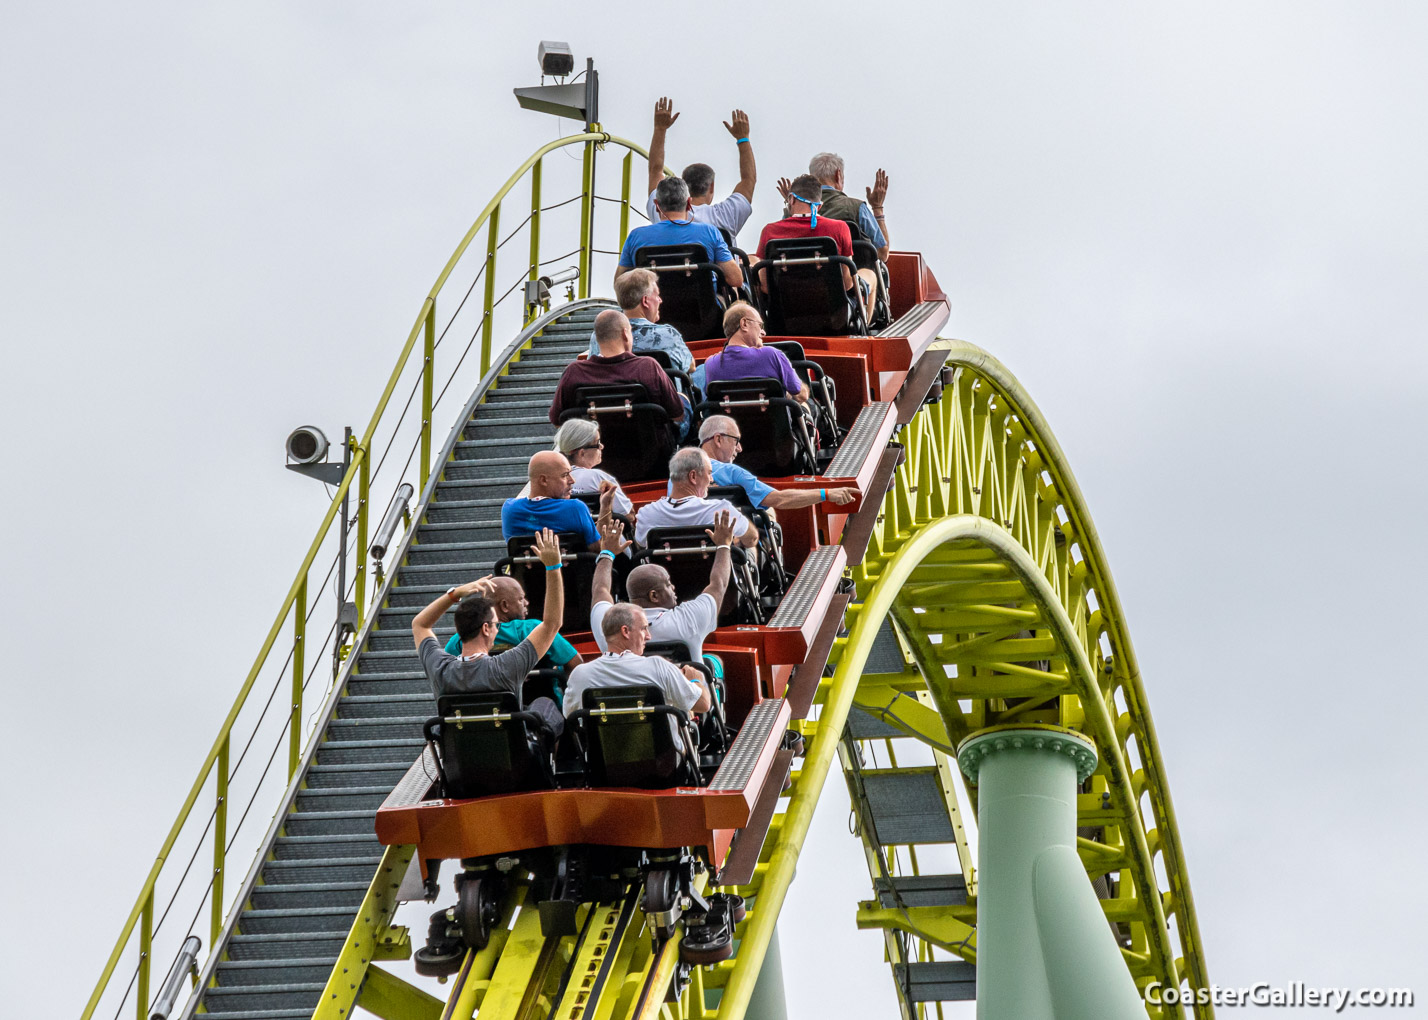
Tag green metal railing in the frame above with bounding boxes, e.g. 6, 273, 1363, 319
82, 128, 657, 1020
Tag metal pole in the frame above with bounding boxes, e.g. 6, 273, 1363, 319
137, 890, 153, 1020
420, 302, 434, 491
212, 735, 229, 944
149, 936, 201, 1020
336, 427, 351, 617
619, 150, 632, 248
957, 727, 1144, 1020
745, 926, 788, 1020
481, 205, 500, 377
289, 578, 305, 779
528, 157, 543, 324
355, 446, 369, 627
578, 141, 593, 299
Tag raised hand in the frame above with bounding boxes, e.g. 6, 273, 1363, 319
705, 509, 737, 548
654, 97, 680, 132
598, 515, 632, 556
723, 109, 750, 140
597, 477, 618, 519
776, 176, 793, 204
462, 575, 499, 599
866, 168, 889, 210
531, 528, 562, 568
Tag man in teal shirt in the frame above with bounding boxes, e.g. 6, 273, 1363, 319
443, 575, 582, 695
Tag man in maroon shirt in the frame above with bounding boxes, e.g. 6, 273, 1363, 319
755, 174, 875, 322
549, 309, 691, 437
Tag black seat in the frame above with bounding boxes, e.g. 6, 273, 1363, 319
697, 376, 817, 477
559, 382, 678, 483
641, 525, 764, 625
424, 691, 557, 799
764, 340, 841, 452
643, 642, 731, 759
571, 684, 700, 789
640, 348, 701, 404
496, 532, 596, 634
634, 244, 729, 341
754, 236, 867, 337
839, 217, 891, 331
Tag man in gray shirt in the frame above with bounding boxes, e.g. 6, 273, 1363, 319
411, 528, 568, 736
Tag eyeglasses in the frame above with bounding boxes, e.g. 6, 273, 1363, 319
713, 433, 743, 447
575, 442, 604, 451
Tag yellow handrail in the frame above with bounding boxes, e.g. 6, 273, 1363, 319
83, 129, 656, 1020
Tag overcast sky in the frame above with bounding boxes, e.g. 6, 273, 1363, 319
4, 3, 1426, 1017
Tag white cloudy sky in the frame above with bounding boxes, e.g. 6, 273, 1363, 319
4, 3, 1426, 1017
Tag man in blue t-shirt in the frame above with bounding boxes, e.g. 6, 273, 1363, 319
693, 415, 856, 511
616, 177, 743, 290
500, 450, 610, 550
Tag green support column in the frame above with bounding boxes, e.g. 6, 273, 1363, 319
744, 925, 788, 1020
957, 726, 1144, 1020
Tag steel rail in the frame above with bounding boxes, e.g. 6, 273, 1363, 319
83, 130, 659, 1020
938, 339, 1211, 1005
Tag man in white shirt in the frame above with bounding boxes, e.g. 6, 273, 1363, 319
564, 603, 712, 745
645, 98, 757, 240
635, 447, 761, 549
590, 514, 734, 668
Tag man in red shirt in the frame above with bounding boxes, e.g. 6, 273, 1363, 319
755, 174, 875, 321
549, 308, 690, 437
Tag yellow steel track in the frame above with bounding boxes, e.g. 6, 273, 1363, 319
315, 339, 1211, 1020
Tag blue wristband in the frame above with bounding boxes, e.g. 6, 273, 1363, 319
597, 549, 616, 562
736, 137, 749, 145
820, 488, 826, 501
545, 563, 562, 572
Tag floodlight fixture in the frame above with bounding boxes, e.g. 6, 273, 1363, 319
514, 53, 598, 131
286, 425, 328, 465
538, 41, 574, 78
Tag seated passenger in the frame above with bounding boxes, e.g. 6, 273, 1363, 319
442, 574, 583, 677
644, 98, 756, 240
809, 152, 891, 263
697, 415, 855, 511
552, 419, 633, 516
590, 513, 734, 678
757, 174, 875, 322
697, 303, 809, 405
501, 450, 610, 550
586, 267, 694, 374
550, 309, 691, 438
616, 177, 743, 290
412, 528, 567, 736
636, 447, 759, 549
564, 602, 712, 742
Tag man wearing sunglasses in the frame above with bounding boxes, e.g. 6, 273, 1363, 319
696, 415, 856, 511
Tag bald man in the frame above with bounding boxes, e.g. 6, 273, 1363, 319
500, 450, 611, 550
443, 574, 582, 675
549, 308, 691, 438
589, 513, 735, 678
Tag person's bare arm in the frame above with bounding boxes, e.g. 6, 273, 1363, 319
411, 576, 489, 649
717, 260, 743, 288
723, 110, 755, 202
648, 98, 677, 196
760, 486, 856, 510
793, 380, 810, 404
681, 665, 713, 714
614, 264, 632, 282
526, 529, 565, 659
840, 265, 853, 290
868, 169, 890, 261
737, 518, 760, 549
701, 510, 736, 604
591, 516, 630, 606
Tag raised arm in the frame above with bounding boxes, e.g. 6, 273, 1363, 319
701, 510, 736, 604
592, 516, 630, 606
723, 110, 756, 202
867, 169, 890, 261
526, 528, 566, 659
412, 576, 486, 649
648, 98, 678, 197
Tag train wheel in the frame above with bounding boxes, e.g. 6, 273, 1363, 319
679, 926, 733, 966
413, 942, 464, 978
711, 892, 747, 924
643, 867, 679, 942
455, 875, 501, 950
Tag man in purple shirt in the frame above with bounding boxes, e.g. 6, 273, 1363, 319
699, 302, 809, 404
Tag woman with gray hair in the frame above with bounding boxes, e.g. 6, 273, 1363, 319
553, 419, 633, 515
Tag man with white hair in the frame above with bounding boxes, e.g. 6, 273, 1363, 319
635, 447, 760, 549
645, 98, 757, 239
807, 152, 891, 262
563, 602, 712, 744
696, 415, 856, 511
